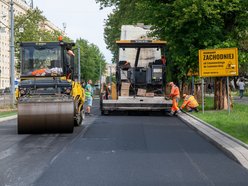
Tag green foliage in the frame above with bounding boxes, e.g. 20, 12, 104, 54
101, 0, 150, 62
15, 8, 67, 43
15, 8, 46, 42
96, 0, 248, 80
14, 8, 65, 72
0, 111, 17, 118
14, 8, 107, 82
76, 39, 107, 83
192, 97, 248, 144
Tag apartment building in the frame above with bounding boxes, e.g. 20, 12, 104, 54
0, 0, 29, 89
0, 0, 63, 89
102, 63, 116, 83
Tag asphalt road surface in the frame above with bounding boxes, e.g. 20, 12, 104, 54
1, 100, 248, 186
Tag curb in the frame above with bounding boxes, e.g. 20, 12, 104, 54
177, 112, 248, 170
0, 115, 17, 122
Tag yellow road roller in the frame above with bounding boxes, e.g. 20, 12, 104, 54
16, 39, 85, 134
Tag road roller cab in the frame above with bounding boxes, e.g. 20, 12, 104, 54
17, 40, 85, 134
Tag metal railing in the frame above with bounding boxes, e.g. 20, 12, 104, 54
0, 94, 15, 109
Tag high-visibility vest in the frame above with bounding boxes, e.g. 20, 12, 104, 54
181, 95, 199, 109
170, 85, 180, 98
85, 84, 92, 98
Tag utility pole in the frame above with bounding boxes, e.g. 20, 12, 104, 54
0, 69, 1, 88
109, 65, 112, 85
10, 0, 15, 107
77, 47, 81, 82
62, 22, 66, 33
30, 0, 33, 8
99, 61, 102, 92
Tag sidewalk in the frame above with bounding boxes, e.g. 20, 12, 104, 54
207, 93, 248, 105
232, 95, 248, 105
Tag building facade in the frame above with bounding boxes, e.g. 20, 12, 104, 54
102, 63, 116, 83
0, 0, 63, 89
0, 0, 30, 89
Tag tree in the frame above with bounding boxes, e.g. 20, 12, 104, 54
15, 8, 69, 43
76, 38, 107, 83
97, 0, 248, 110
14, 8, 67, 72
15, 9, 107, 83
100, 0, 150, 62
97, 0, 248, 77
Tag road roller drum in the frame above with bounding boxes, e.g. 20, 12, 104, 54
18, 96, 74, 134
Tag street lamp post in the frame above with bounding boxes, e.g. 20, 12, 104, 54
62, 22, 67, 33
77, 47, 81, 82
10, 0, 15, 107
99, 61, 102, 92
0, 69, 1, 89
109, 65, 112, 85
30, 0, 33, 8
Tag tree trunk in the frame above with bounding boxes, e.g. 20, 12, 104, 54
214, 77, 231, 110
194, 82, 204, 104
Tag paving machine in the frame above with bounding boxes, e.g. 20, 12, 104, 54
100, 40, 172, 114
16, 39, 85, 134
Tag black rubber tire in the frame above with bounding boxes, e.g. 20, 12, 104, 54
74, 109, 84, 126
101, 110, 109, 115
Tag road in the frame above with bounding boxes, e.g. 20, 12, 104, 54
0, 100, 248, 186
0, 118, 85, 186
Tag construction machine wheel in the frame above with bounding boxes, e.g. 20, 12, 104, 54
73, 98, 84, 126
74, 109, 85, 126
101, 110, 109, 115
17, 97, 74, 134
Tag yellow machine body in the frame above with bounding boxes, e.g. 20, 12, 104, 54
17, 41, 85, 134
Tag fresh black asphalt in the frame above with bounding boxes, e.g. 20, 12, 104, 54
34, 101, 248, 186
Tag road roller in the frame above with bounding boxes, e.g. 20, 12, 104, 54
16, 39, 85, 134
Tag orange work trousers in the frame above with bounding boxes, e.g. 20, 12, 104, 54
171, 97, 179, 112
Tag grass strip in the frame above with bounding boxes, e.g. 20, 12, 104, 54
0, 110, 17, 118
191, 97, 248, 144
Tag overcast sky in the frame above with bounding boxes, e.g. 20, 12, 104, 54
34, 0, 113, 63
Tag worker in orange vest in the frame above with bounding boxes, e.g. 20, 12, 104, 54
180, 94, 199, 112
168, 82, 181, 115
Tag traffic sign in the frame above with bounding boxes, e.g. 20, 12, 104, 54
199, 48, 238, 77
187, 68, 199, 76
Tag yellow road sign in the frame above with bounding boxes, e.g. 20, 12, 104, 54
187, 68, 199, 76
199, 48, 238, 77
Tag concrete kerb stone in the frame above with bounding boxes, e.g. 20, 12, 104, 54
183, 112, 248, 149
177, 112, 248, 170
0, 115, 17, 123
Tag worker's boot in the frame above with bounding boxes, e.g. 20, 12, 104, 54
175, 110, 182, 115
168, 111, 174, 116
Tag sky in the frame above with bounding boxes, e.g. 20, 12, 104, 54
34, 0, 113, 63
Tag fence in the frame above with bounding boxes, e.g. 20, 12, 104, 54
0, 94, 15, 109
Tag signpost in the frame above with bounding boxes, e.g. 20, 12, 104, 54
199, 48, 239, 114
187, 69, 199, 95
